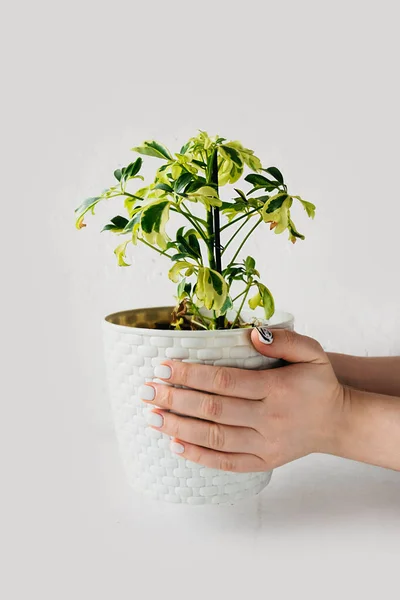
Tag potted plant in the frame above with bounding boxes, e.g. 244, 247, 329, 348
76, 131, 315, 505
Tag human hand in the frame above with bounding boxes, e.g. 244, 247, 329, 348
139, 329, 345, 472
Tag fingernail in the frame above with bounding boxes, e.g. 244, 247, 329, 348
147, 412, 164, 428
170, 441, 185, 454
138, 384, 155, 401
154, 365, 172, 380
256, 326, 274, 344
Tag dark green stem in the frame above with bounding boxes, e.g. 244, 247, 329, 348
207, 147, 224, 328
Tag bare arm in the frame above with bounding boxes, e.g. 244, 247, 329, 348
328, 354, 400, 397
337, 387, 400, 471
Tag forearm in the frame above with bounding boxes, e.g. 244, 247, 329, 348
328, 353, 400, 397
334, 386, 400, 471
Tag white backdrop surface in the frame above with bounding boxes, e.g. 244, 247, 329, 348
1, 1, 399, 599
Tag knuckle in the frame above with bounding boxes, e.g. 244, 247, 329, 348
200, 393, 223, 420
219, 456, 237, 472
283, 329, 296, 348
207, 423, 225, 450
170, 417, 181, 438
212, 366, 235, 393
163, 386, 174, 409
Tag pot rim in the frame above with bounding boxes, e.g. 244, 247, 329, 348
104, 306, 294, 336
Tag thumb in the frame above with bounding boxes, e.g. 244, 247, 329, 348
250, 327, 326, 365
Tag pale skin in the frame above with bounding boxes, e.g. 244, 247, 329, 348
140, 329, 400, 473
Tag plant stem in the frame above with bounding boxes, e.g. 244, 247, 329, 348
231, 289, 247, 303
230, 218, 262, 265
139, 238, 174, 259
170, 206, 208, 244
221, 217, 249, 256
207, 146, 224, 328
220, 208, 260, 231
231, 282, 252, 329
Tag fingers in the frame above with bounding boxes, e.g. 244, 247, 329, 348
153, 361, 270, 400
139, 383, 262, 427
169, 439, 267, 473
251, 328, 326, 365
147, 409, 264, 454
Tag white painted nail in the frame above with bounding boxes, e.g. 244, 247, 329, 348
154, 365, 172, 380
147, 412, 164, 428
170, 442, 185, 454
257, 327, 274, 344
138, 385, 155, 401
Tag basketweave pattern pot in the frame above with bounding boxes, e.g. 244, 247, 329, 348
103, 307, 294, 505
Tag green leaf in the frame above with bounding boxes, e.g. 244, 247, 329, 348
174, 172, 193, 194
102, 215, 129, 232
264, 193, 289, 214
140, 199, 170, 249
122, 157, 143, 181
131, 140, 172, 160
154, 183, 173, 193
114, 169, 122, 181
245, 256, 256, 271
219, 145, 243, 167
219, 295, 233, 315
232, 189, 246, 203
245, 174, 279, 187
263, 167, 284, 184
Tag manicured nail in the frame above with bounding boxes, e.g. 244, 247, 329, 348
256, 326, 274, 344
138, 384, 155, 401
147, 412, 164, 428
154, 364, 172, 380
170, 441, 185, 454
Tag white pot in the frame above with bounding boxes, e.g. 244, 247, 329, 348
103, 306, 294, 505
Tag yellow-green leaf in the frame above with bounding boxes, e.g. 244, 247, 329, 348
196, 267, 228, 313
248, 283, 275, 319
114, 240, 131, 267
168, 261, 195, 283
292, 196, 316, 219
187, 186, 222, 209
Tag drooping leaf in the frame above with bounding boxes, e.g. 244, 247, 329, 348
287, 217, 305, 243
75, 196, 102, 229
123, 212, 142, 244
248, 283, 275, 319
131, 140, 172, 160
114, 240, 131, 266
114, 169, 122, 182
168, 261, 195, 283
263, 167, 284, 184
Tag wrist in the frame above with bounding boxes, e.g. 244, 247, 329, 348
333, 386, 400, 471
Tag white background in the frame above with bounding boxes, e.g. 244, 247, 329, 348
1, 1, 399, 598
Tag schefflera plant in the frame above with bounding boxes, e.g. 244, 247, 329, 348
75, 132, 315, 330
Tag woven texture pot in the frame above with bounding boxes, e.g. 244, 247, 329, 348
103, 307, 294, 505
